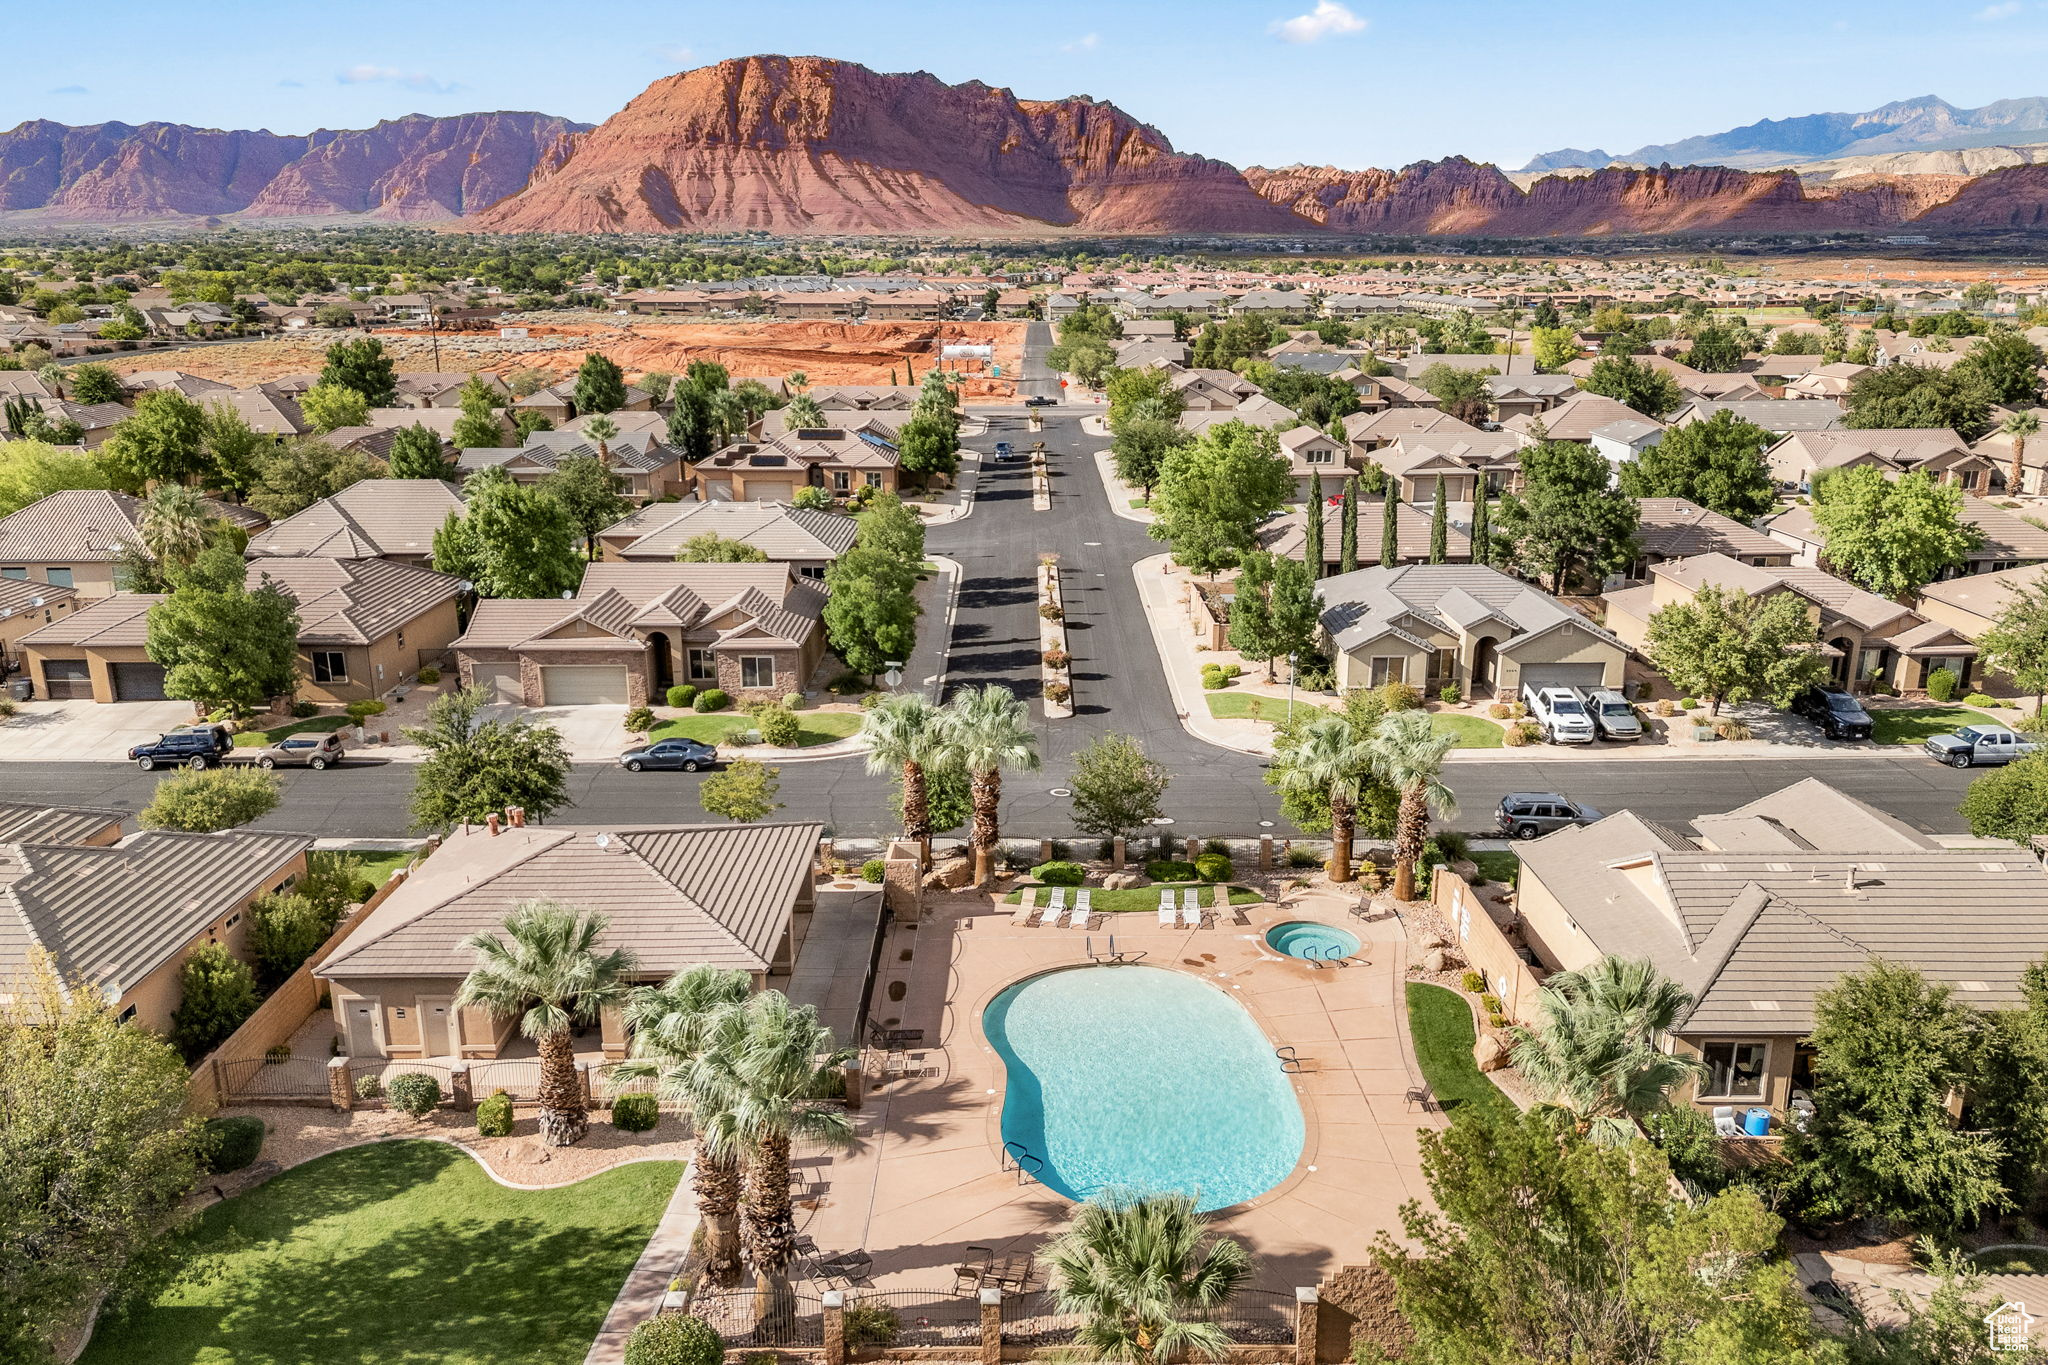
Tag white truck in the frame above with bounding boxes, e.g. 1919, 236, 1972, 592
1520, 682, 1597, 744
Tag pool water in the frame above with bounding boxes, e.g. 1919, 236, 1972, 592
983, 965, 1305, 1212
1265, 921, 1361, 962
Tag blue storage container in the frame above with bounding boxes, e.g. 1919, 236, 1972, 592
1742, 1108, 1771, 1136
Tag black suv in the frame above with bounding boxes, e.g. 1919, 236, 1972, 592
1496, 792, 1602, 840
1789, 683, 1873, 741
128, 724, 232, 771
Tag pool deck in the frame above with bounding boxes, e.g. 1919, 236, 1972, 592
793, 888, 1444, 1292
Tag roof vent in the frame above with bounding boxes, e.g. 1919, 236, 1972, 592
594, 833, 612, 851
1979, 862, 2009, 873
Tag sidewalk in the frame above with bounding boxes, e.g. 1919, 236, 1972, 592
1131, 553, 1275, 757
582, 1161, 700, 1365
1092, 449, 1155, 525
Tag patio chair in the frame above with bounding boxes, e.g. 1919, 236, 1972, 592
1712, 1105, 1740, 1137
1179, 888, 1202, 927
1158, 891, 1176, 927
1011, 888, 1038, 926
1046, 887, 1068, 924
1073, 888, 1093, 925
952, 1245, 995, 1294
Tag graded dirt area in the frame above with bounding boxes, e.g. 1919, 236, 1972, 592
102, 317, 1028, 397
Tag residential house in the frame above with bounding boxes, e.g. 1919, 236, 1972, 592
0, 573, 79, 676
458, 431, 688, 502
1590, 418, 1665, 468
512, 382, 654, 428
1230, 289, 1311, 316
392, 372, 510, 409
1784, 363, 1872, 401
1316, 563, 1626, 695
0, 827, 311, 1033
1914, 565, 2048, 676
1765, 495, 2048, 580
861, 291, 956, 321
1972, 408, 2048, 495
1763, 429, 1999, 494
1670, 399, 1844, 436
806, 385, 920, 411
0, 490, 266, 598
1394, 353, 1534, 380
453, 562, 829, 706
693, 427, 900, 503
315, 819, 820, 1060
593, 499, 857, 578
1375, 432, 1524, 503
1277, 425, 1353, 497
28, 398, 130, 447
0, 801, 121, 846
1625, 498, 1793, 577
246, 480, 466, 567
1485, 374, 1579, 423
1167, 368, 1262, 410
1511, 779, 2048, 1119
213, 385, 310, 436
1259, 500, 1470, 572
624, 290, 725, 317
766, 292, 861, 321
118, 371, 234, 403
1501, 392, 1654, 446
1603, 553, 1979, 692
1179, 396, 1300, 437
1343, 407, 1482, 456
1113, 338, 1190, 370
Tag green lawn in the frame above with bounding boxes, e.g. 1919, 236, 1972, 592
647, 710, 863, 748
232, 715, 353, 747
1868, 704, 1998, 746
1002, 882, 1264, 914
1431, 713, 1504, 749
1406, 982, 1516, 1119
1469, 850, 1520, 888
1974, 1246, 2048, 1274
1204, 695, 1503, 747
336, 849, 416, 887
80, 1141, 681, 1365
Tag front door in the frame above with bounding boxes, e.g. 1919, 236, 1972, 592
419, 998, 453, 1056
345, 1000, 380, 1057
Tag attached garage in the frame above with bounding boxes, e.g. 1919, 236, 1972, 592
110, 661, 168, 701
1515, 663, 1609, 692
541, 665, 630, 706
746, 480, 797, 502
39, 658, 91, 700
470, 663, 524, 704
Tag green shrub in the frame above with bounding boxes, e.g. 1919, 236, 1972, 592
1378, 680, 1421, 711
416, 665, 441, 684
290, 699, 319, 718
624, 706, 656, 733
756, 705, 801, 747
386, 1072, 442, 1117
1678, 696, 1698, 710
1644, 1105, 1731, 1195
1286, 847, 1321, 868
1145, 859, 1198, 882
1435, 830, 1471, 861
825, 670, 870, 695
842, 1300, 902, 1351
1044, 680, 1072, 704
611, 1092, 660, 1132
624, 1314, 725, 1365
782, 692, 805, 711
354, 1073, 383, 1100
344, 698, 387, 725
1438, 681, 1462, 705
1480, 993, 1502, 1014
1926, 666, 1960, 702
1964, 692, 1999, 708
139, 767, 282, 833
476, 1089, 514, 1137
1487, 702, 1510, 719
1193, 852, 1233, 883
1459, 970, 1485, 993
861, 858, 887, 883
1031, 860, 1087, 886
1202, 837, 1230, 857
1200, 663, 1232, 690
201, 1115, 266, 1173
693, 688, 732, 713
666, 684, 698, 709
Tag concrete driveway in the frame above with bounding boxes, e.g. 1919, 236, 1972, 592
484, 702, 632, 763
0, 698, 200, 762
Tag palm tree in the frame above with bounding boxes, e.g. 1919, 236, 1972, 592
784, 370, 809, 396
1277, 714, 1375, 883
685, 993, 856, 1292
784, 393, 826, 429
936, 684, 1040, 886
1042, 1191, 1253, 1365
1506, 956, 1707, 1147
138, 483, 211, 569
455, 901, 637, 1146
618, 965, 752, 1282
583, 413, 619, 463
2001, 411, 2040, 496
859, 692, 951, 862
1370, 709, 1457, 902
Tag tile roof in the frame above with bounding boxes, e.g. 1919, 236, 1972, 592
248, 480, 465, 561
1675, 399, 1845, 433
1633, 498, 1786, 562
19, 592, 162, 647
0, 490, 264, 565
1502, 392, 1650, 442
1651, 553, 1917, 633
0, 574, 78, 619
317, 821, 822, 979
1343, 408, 1482, 441
245, 557, 465, 645
1767, 495, 2048, 565
1317, 563, 1618, 653
1915, 563, 2048, 620
0, 802, 121, 846
456, 562, 824, 651
597, 500, 858, 561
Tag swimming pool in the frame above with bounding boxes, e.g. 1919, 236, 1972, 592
983, 965, 1305, 1212
1265, 921, 1361, 962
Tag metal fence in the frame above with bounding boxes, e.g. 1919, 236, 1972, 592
467, 1058, 542, 1098
349, 1058, 457, 1103
688, 1285, 826, 1347
842, 1287, 983, 1348
219, 1055, 332, 1099
1002, 1287, 1296, 1347
591, 1062, 661, 1101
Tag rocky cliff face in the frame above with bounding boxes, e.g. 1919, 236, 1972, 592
466, 55, 1302, 234
0, 112, 587, 221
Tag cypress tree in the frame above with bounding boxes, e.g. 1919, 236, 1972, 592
1340, 476, 1359, 573
1380, 485, 1400, 567
1472, 487, 1491, 566
1304, 471, 1324, 577
1430, 475, 1448, 564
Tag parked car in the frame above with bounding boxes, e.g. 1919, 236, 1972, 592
1496, 792, 1603, 840
1520, 683, 1596, 744
618, 737, 720, 772
1925, 724, 2037, 768
992, 441, 1019, 461
248, 731, 346, 770
128, 724, 232, 771
1789, 683, 1874, 741
1573, 686, 1644, 741
1024, 395, 1057, 407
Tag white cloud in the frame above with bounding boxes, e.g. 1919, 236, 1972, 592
1061, 32, 1100, 52
1270, 0, 1366, 43
336, 64, 460, 94
1977, 1, 2023, 19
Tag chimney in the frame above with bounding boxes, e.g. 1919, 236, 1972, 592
508, 807, 525, 828
486, 813, 501, 837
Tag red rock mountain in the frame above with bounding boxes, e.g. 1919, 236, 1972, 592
0, 112, 588, 221
466, 56, 1304, 235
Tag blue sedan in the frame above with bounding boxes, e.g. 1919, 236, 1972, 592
618, 738, 719, 772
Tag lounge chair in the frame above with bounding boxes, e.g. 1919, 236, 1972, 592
1045, 887, 1068, 927
1011, 888, 1038, 927
1072, 888, 1093, 927
1712, 1105, 1740, 1137
1179, 888, 1202, 927
1158, 891, 1176, 927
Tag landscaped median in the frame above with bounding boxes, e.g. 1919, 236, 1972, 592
1039, 554, 1073, 719
1003, 881, 1264, 913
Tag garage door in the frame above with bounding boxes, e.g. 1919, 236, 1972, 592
111, 661, 168, 701
1518, 663, 1609, 692
748, 481, 796, 503
541, 665, 629, 706
471, 663, 524, 704
40, 658, 92, 700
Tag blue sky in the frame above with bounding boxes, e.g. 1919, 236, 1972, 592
12, 0, 2048, 170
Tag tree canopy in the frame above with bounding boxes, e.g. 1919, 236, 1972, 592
319, 335, 398, 407
1148, 421, 1294, 577
1493, 440, 1640, 592
144, 543, 300, 714
1810, 466, 1981, 597
405, 684, 573, 830
1616, 409, 1776, 520
1843, 362, 1992, 442
1645, 585, 1826, 716
432, 465, 581, 598
1581, 355, 1683, 419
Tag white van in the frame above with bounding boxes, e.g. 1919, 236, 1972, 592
1520, 683, 1597, 744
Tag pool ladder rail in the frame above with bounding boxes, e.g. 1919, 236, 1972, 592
1275, 1046, 1319, 1076
1296, 942, 1359, 970
1002, 1140, 1046, 1185
1084, 935, 1147, 965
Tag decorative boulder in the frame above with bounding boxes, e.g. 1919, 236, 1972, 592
1423, 948, 1448, 973
1474, 1034, 1508, 1072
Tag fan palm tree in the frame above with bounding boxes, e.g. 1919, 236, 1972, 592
138, 483, 211, 570
709, 387, 750, 445
455, 901, 637, 1146
1042, 1190, 1253, 1365
1370, 709, 1457, 902
784, 393, 826, 429
859, 692, 952, 862
1277, 714, 1375, 883
2000, 410, 2040, 496
936, 684, 1040, 886
617, 965, 752, 1282
784, 370, 809, 396
686, 993, 856, 1294
1506, 956, 1707, 1147
582, 413, 619, 462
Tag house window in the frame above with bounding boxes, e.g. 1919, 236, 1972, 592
1959, 470, 1980, 491
797, 565, 825, 580
0, 567, 23, 579
312, 651, 348, 684
117, 1004, 136, 1025
865, 473, 882, 488
1306, 448, 1334, 464
833, 470, 851, 493
1368, 656, 1406, 686
740, 656, 777, 689
1700, 1041, 1769, 1100
45, 567, 73, 588
686, 648, 716, 682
